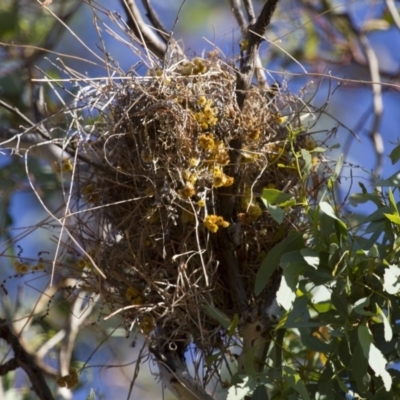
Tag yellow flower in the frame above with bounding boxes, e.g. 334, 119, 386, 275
248, 129, 261, 141
198, 134, 215, 150
139, 315, 155, 335
213, 175, 225, 188
204, 215, 229, 232
197, 96, 207, 107
125, 287, 143, 305
14, 260, 29, 274
32, 261, 46, 271
189, 158, 200, 167
204, 215, 219, 233
223, 176, 234, 187
179, 182, 196, 198
53, 158, 73, 174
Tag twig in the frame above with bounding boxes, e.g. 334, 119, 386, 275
0, 319, 55, 400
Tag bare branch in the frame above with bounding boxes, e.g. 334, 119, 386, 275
141, 0, 169, 42
0, 358, 18, 375
359, 31, 384, 177
0, 319, 55, 400
229, 0, 247, 34
237, 0, 280, 108
386, 0, 400, 31
243, 0, 256, 24
121, 0, 167, 60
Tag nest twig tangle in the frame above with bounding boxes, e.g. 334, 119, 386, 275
36, 0, 332, 398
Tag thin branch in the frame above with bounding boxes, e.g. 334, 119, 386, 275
237, 0, 280, 108
386, 0, 400, 31
243, 0, 256, 24
141, 0, 169, 42
359, 31, 384, 177
229, 0, 247, 34
121, 0, 167, 60
0, 319, 55, 400
0, 358, 18, 375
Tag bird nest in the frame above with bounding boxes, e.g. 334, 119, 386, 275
67, 55, 324, 351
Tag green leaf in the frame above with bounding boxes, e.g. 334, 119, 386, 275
351, 342, 370, 394
299, 328, 330, 352
331, 291, 349, 318
264, 202, 284, 224
228, 314, 239, 337
283, 366, 311, 400
358, 325, 392, 391
384, 213, 400, 225
388, 187, 399, 214
255, 232, 304, 296
261, 188, 293, 205
301, 149, 312, 175
376, 304, 393, 342
300, 248, 319, 269
389, 144, 400, 165
203, 304, 231, 329
353, 297, 374, 316
332, 154, 344, 183
319, 201, 348, 239
277, 251, 310, 310
377, 171, 400, 187
251, 385, 268, 400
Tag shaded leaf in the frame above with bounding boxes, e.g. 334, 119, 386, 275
283, 366, 311, 400
351, 341, 370, 394
203, 304, 231, 329
255, 232, 304, 296
389, 144, 400, 165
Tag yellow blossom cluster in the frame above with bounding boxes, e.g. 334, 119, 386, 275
196, 133, 234, 188
14, 260, 30, 274
139, 314, 155, 335
82, 183, 99, 204
194, 97, 218, 130
178, 182, 196, 199
203, 214, 229, 233
212, 167, 234, 188
239, 188, 263, 224
177, 58, 207, 76
14, 260, 46, 274
125, 286, 143, 305
52, 158, 73, 174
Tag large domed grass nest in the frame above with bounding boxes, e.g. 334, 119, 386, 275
68, 55, 325, 351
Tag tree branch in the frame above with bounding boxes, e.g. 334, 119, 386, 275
237, 0, 280, 108
121, 0, 167, 60
141, 0, 169, 42
0, 319, 55, 400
